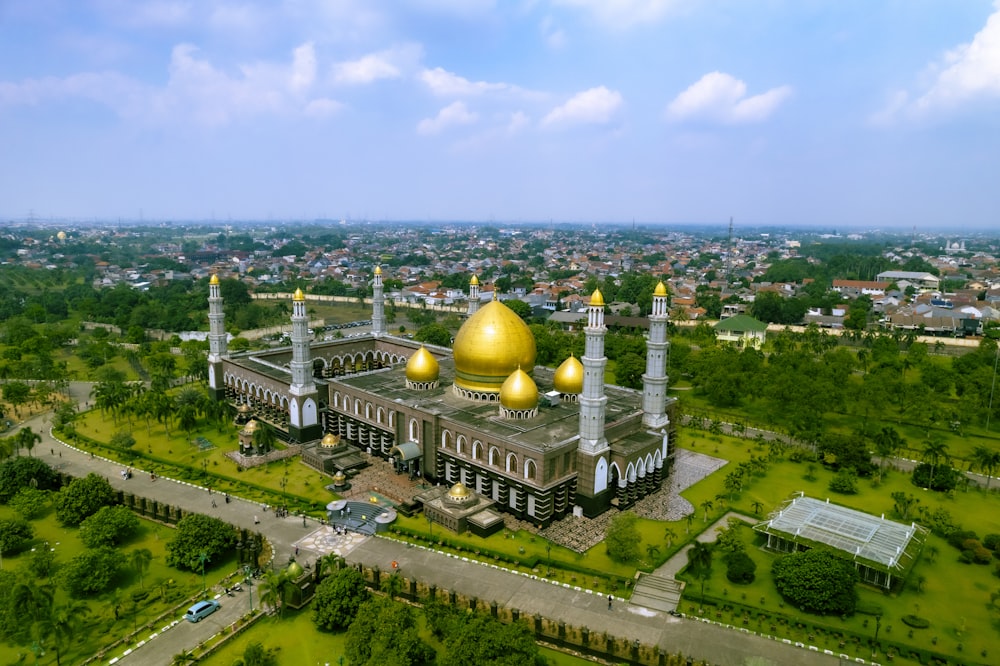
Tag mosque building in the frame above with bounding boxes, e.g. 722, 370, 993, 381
208, 268, 677, 525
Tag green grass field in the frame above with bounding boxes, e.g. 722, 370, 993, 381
0, 502, 212, 665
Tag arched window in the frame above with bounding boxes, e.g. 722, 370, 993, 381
489, 446, 500, 467
377, 407, 385, 424
365, 403, 373, 420
472, 441, 483, 460
441, 431, 452, 449
456, 435, 466, 455
409, 418, 419, 442
354, 399, 361, 415
525, 459, 537, 480
506, 453, 519, 474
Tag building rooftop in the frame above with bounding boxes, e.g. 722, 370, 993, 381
754, 494, 926, 572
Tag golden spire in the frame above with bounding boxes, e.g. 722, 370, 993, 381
209, 274, 220, 285
293, 288, 305, 302
470, 274, 479, 286
590, 288, 605, 307
374, 265, 382, 275
653, 281, 667, 296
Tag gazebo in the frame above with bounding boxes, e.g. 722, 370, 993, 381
753, 493, 927, 589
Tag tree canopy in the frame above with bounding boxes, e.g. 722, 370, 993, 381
771, 549, 858, 615
0, 457, 60, 503
605, 511, 642, 563
54, 473, 117, 526
311, 567, 369, 631
165, 514, 238, 571
78, 505, 140, 548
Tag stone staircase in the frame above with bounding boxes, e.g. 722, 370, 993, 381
629, 573, 685, 613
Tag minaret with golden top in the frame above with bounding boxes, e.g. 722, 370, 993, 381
577, 288, 609, 454
207, 274, 228, 400
468, 274, 480, 316
287, 288, 320, 441
642, 281, 670, 428
372, 265, 385, 337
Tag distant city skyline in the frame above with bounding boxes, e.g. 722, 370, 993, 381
2, 1, 999, 229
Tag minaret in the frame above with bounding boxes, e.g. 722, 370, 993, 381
578, 288, 609, 455
207, 274, 228, 400
467, 274, 481, 316
372, 265, 385, 337
642, 280, 670, 428
288, 288, 320, 442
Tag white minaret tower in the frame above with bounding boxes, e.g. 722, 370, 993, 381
578, 288, 609, 455
288, 288, 320, 441
642, 280, 670, 428
372, 265, 385, 337
468, 274, 481, 316
207, 274, 228, 400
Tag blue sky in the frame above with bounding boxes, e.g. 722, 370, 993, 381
2, 1, 999, 229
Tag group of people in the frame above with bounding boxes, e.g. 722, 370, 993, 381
120, 467, 132, 480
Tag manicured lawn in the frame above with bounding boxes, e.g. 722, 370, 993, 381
199, 604, 598, 666
0, 502, 212, 666
672, 430, 1000, 665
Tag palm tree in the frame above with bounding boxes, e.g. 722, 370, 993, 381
259, 570, 288, 616
971, 445, 1000, 491
252, 423, 277, 455
645, 544, 661, 561
700, 499, 714, 523
921, 436, 950, 489
663, 527, 676, 548
130, 548, 153, 589
873, 426, 905, 483
16, 427, 41, 458
39, 599, 91, 666
687, 542, 713, 606
685, 513, 694, 534
315, 553, 345, 582
751, 500, 764, 516
381, 571, 404, 600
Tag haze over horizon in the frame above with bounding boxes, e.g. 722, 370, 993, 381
2, 1, 999, 230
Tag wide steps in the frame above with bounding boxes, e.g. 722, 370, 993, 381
629, 573, 685, 613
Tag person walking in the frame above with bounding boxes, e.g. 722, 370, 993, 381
608, 594, 613, 610
254, 515, 259, 525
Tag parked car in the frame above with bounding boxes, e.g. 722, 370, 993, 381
185, 600, 220, 623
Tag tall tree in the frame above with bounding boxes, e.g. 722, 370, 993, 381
687, 542, 714, 605
920, 436, 950, 489
971, 445, 1000, 491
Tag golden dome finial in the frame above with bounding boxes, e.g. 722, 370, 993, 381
553, 355, 584, 394
406, 346, 440, 383
590, 288, 605, 307
492, 288, 498, 301
653, 281, 667, 296
374, 265, 382, 276
293, 288, 305, 302
209, 274, 220, 285
470, 274, 479, 286
500, 367, 538, 410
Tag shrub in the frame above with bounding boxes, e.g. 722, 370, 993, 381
983, 534, 1000, 551
772, 549, 858, 615
828, 468, 858, 494
724, 551, 757, 584
901, 614, 930, 629
911, 462, 960, 492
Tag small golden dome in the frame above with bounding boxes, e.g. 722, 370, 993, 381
553, 355, 584, 394
243, 419, 258, 434
452, 300, 537, 393
210, 274, 220, 285
653, 281, 667, 296
332, 470, 347, 484
374, 265, 382, 275
237, 403, 251, 413
448, 482, 471, 499
500, 367, 538, 410
470, 274, 479, 286
287, 560, 303, 578
293, 288, 305, 302
321, 433, 338, 447
589, 288, 605, 307
57, 231, 67, 241
406, 346, 440, 383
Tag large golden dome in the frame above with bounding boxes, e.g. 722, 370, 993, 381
589, 288, 605, 307
500, 367, 538, 410
553, 355, 584, 394
406, 346, 440, 383
448, 482, 471, 499
452, 300, 536, 393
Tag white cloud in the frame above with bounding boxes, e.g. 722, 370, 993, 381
552, 0, 679, 29
912, 5, 1000, 115
540, 16, 567, 49
417, 101, 478, 134
507, 111, 530, 134
420, 67, 515, 97
0, 42, 342, 127
666, 72, 792, 124
304, 98, 343, 117
332, 45, 421, 85
541, 86, 622, 128
290, 43, 317, 92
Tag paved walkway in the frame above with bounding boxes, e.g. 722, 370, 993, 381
8, 401, 839, 666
